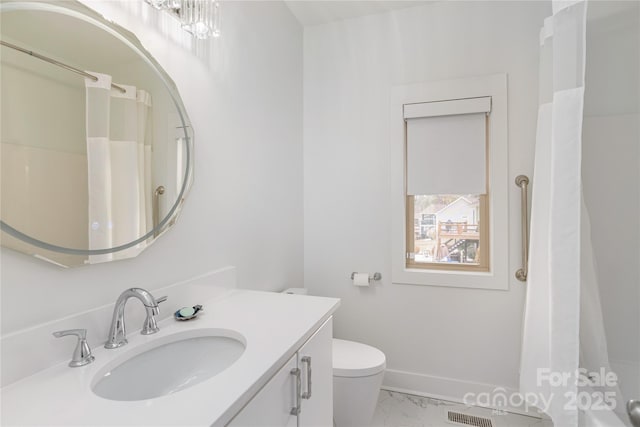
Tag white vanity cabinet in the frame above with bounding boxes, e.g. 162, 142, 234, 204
0, 289, 340, 427
227, 317, 333, 427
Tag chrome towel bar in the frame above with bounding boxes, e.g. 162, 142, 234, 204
153, 186, 165, 238
515, 175, 530, 282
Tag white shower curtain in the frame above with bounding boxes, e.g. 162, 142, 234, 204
521, 3, 629, 425
580, 196, 625, 420
85, 73, 152, 263
519, 1, 588, 426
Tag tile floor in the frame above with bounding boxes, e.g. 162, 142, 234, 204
371, 390, 554, 427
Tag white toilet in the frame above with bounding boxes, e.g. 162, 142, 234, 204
332, 338, 386, 427
282, 288, 386, 426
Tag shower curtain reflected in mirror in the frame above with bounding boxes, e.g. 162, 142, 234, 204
85, 72, 153, 263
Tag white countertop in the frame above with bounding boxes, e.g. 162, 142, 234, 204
0, 289, 340, 426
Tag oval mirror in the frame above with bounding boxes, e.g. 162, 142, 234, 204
0, 1, 193, 267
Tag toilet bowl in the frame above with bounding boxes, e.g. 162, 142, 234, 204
281, 288, 386, 426
332, 338, 386, 426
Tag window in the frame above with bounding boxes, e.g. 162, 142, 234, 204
404, 97, 490, 272
390, 74, 509, 290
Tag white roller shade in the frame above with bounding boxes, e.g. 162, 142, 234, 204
406, 111, 488, 195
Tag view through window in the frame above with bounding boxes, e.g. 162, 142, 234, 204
407, 194, 488, 270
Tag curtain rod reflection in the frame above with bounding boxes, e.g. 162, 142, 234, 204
0, 40, 127, 93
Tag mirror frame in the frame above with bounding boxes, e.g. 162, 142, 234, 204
0, 0, 194, 257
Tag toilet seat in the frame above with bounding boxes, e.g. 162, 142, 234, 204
333, 338, 386, 378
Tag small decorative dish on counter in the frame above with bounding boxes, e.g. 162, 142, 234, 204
174, 305, 203, 321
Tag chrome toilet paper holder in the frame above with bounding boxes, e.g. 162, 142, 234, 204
350, 272, 382, 282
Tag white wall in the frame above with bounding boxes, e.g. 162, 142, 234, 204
303, 1, 549, 394
582, 1, 640, 402
0, 1, 303, 334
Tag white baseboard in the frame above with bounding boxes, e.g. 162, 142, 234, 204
382, 368, 547, 419
1, 266, 236, 387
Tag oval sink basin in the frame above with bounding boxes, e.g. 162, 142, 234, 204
92, 329, 245, 401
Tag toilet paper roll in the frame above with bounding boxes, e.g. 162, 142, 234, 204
352, 273, 370, 287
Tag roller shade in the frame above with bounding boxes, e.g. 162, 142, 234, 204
405, 97, 490, 195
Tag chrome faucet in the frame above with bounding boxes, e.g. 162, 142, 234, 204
104, 288, 167, 349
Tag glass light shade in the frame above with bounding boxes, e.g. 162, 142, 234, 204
144, 0, 169, 10
180, 0, 219, 40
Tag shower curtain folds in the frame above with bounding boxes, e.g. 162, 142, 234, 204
85, 73, 152, 263
521, 1, 628, 425
519, 2, 587, 427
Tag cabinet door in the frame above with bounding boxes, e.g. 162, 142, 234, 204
227, 354, 298, 427
298, 317, 333, 427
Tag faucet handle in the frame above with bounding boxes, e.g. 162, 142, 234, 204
53, 328, 87, 340
141, 295, 167, 335
52, 328, 95, 367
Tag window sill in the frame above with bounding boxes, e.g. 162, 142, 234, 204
392, 264, 509, 290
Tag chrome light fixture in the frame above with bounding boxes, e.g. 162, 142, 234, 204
144, 0, 220, 40
145, 0, 168, 9
145, 0, 180, 10
180, 0, 220, 39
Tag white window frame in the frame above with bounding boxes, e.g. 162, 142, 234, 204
390, 74, 509, 290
